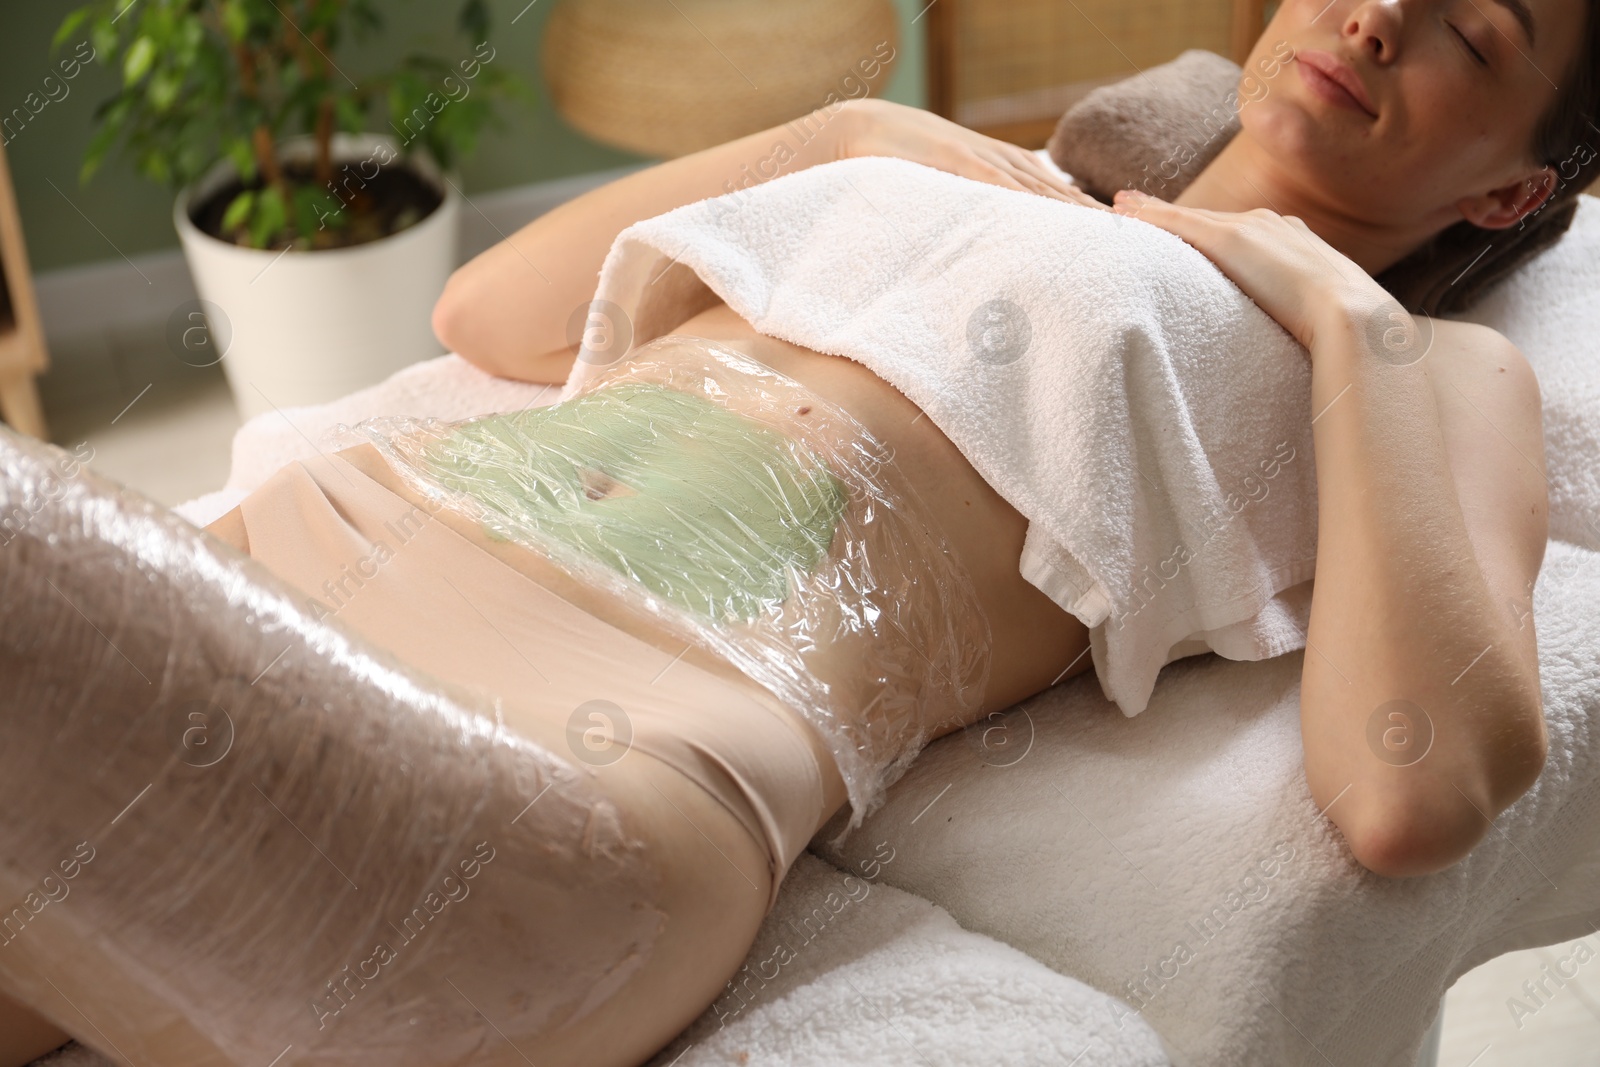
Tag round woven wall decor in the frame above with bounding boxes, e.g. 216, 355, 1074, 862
543, 0, 899, 158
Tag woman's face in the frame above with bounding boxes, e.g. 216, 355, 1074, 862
1241, 0, 1588, 230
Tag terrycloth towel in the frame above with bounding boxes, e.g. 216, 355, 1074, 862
560, 155, 1318, 716
175, 363, 564, 527
1046, 49, 1244, 203
814, 536, 1600, 1067
641, 853, 1172, 1066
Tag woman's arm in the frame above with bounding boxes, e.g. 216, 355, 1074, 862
1296, 306, 1547, 878
432, 99, 1097, 384
1110, 192, 1549, 877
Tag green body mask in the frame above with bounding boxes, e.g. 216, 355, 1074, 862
414, 383, 848, 623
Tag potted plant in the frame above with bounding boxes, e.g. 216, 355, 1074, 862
55, 0, 530, 420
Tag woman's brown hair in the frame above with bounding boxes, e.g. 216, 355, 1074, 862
1378, 0, 1600, 315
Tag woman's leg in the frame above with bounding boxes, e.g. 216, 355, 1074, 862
0, 429, 827, 1066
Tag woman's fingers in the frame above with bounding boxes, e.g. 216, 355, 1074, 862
1105, 190, 1345, 349
1018, 173, 1078, 203
1113, 190, 1211, 231
1114, 190, 1236, 225
1112, 189, 1166, 215
965, 155, 1037, 196
1066, 186, 1115, 212
1011, 148, 1083, 199
843, 105, 1111, 211
998, 145, 1083, 200
971, 148, 1060, 198
972, 147, 1109, 209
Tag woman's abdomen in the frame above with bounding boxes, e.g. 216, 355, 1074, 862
662, 301, 1091, 719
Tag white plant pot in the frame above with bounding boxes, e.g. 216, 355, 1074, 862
174, 133, 460, 422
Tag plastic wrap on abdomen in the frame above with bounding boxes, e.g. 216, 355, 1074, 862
354, 335, 993, 837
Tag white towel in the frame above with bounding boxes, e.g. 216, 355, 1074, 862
814, 536, 1600, 1067
174, 357, 561, 528
642, 853, 1173, 1066
561, 155, 1317, 715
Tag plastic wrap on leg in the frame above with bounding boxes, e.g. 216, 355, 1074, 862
0, 428, 665, 1065
351, 336, 992, 838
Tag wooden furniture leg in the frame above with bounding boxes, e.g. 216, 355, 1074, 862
0, 371, 47, 440
0, 140, 52, 442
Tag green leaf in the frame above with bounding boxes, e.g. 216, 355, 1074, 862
148, 69, 182, 111
318, 197, 349, 230
90, 92, 131, 129
52, 9, 92, 51
226, 138, 257, 183
79, 120, 122, 185
90, 15, 118, 62
335, 93, 362, 130
175, 138, 213, 188
221, 189, 256, 232
221, 0, 249, 42
123, 36, 156, 84
290, 183, 343, 240
138, 150, 172, 185
177, 16, 204, 62
250, 185, 288, 249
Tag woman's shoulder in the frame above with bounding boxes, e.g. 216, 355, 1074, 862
1428, 317, 1540, 402
1426, 315, 1547, 544
1429, 316, 1523, 358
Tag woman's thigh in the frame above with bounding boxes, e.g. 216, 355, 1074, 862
209, 446, 823, 1063
6, 782, 766, 1067
0, 448, 800, 1067
536, 735, 778, 1066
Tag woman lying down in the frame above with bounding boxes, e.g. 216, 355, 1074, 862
3, 1, 1595, 1063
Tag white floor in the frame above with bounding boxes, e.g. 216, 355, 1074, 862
46, 369, 241, 508
36, 376, 1600, 1067
1438, 942, 1600, 1065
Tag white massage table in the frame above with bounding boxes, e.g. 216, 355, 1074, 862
35, 194, 1600, 1067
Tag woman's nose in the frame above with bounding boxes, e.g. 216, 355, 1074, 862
1340, 0, 1406, 63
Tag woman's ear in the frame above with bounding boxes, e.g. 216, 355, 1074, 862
1457, 165, 1559, 229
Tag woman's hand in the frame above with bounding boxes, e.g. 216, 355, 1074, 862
1109, 189, 1393, 350
831, 98, 1112, 211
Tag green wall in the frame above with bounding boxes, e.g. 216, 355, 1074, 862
2, 0, 926, 274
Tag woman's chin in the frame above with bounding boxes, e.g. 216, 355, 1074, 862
1244, 102, 1369, 179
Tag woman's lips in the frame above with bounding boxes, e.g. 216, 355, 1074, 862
1295, 53, 1377, 118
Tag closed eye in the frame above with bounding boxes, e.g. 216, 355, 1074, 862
1449, 21, 1489, 66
